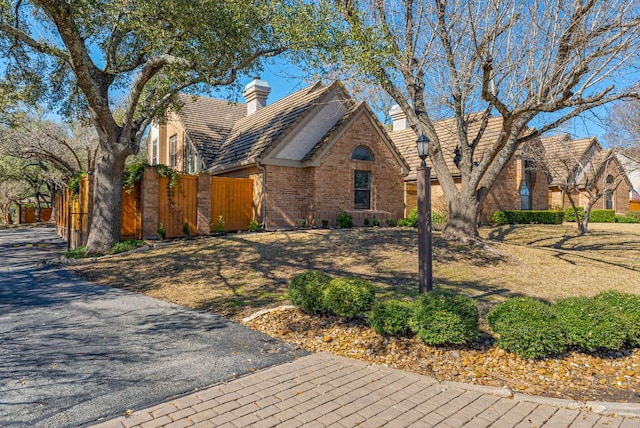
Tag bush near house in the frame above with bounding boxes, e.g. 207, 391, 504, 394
336, 211, 353, 228
564, 206, 584, 222
564, 207, 616, 223
491, 210, 564, 225
397, 208, 447, 227
616, 215, 640, 223
588, 209, 616, 223
488, 297, 566, 359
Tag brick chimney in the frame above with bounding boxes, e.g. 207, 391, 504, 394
389, 104, 407, 131
243, 77, 271, 115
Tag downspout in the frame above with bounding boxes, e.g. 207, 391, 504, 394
256, 159, 267, 229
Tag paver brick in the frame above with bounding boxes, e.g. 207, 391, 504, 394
120, 412, 154, 428
514, 403, 558, 427
541, 408, 580, 427
569, 411, 603, 428
164, 418, 194, 428
491, 401, 538, 428
140, 415, 172, 428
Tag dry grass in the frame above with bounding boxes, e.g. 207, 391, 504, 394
71, 223, 640, 320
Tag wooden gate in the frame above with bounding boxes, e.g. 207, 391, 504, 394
158, 174, 198, 238
631, 200, 640, 212
211, 177, 254, 231
121, 183, 142, 239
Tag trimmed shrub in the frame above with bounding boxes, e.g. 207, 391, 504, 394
337, 211, 353, 228
288, 270, 332, 314
322, 277, 376, 319
491, 210, 509, 226
488, 297, 566, 359
596, 291, 640, 347
368, 299, 413, 336
589, 209, 616, 223
629, 211, 640, 221
564, 206, 584, 222
408, 291, 479, 345
491, 210, 564, 225
552, 297, 628, 351
616, 215, 640, 223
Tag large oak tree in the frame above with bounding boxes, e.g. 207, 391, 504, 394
312, 0, 640, 240
0, 0, 302, 252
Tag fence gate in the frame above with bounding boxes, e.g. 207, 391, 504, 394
211, 177, 254, 231
158, 175, 198, 238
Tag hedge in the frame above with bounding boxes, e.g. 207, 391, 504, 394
565, 207, 616, 223
589, 209, 616, 223
491, 210, 564, 225
322, 277, 376, 319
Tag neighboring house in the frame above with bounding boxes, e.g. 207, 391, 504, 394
540, 135, 631, 213
148, 79, 409, 228
616, 151, 640, 201
387, 108, 549, 223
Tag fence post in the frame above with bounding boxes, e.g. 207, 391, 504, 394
141, 166, 160, 239
197, 173, 212, 235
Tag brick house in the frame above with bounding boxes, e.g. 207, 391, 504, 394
148, 79, 409, 228
541, 135, 631, 213
387, 108, 549, 223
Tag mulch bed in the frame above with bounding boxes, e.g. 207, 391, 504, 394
244, 307, 640, 404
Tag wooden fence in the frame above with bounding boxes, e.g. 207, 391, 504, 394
631, 200, 640, 212
56, 168, 254, 247
21, 206, 53, 223
158, 174, 198, 238
211, 177, 254, 231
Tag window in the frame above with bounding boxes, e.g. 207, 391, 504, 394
183, 137, 199, 174
354, 170, 371, 209
352, 146, 373, 161
520, 181, 531, 210
520, 160, 533, 210
151, 138, 158, 165
605, 175, 614, 209
169, 134, 178, 167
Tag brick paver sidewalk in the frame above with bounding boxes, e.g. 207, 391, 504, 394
91, 353, 639, 428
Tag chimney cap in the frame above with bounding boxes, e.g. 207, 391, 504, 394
243, 77, 271, 95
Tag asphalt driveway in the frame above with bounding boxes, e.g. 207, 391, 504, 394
0, 226, 304, 427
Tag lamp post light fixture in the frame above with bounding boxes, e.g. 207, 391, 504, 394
416, 134, 433, 293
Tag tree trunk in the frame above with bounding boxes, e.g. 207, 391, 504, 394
579, 205, 593, 235
84, 141, 127, 254
442, 192, 481, 241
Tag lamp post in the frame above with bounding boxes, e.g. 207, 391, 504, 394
416, 134, 433, 293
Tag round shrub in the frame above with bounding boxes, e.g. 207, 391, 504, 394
322, 277, 376, 319
596, 291, 640, 347
487, 297, 566, 359
552, 296, 628, 351
408, 291, 478, 345
288, 270, 332, 314
368, 299, 413, 336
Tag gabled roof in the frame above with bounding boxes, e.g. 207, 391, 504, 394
174, 94, 247, 168
389, 115, 508, 181
540, 135, 599, 186
212, 82, 341, 169
300, 102, 409, 173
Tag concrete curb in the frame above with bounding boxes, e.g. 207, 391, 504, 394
242, 305, 297, 323
513, 393, 584, 410
442, 381, 513, 398
59, 245, 151, 265
585, 400, 640, 417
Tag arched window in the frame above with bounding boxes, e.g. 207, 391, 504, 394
351, 146, 373, 161
605, 175, 614, 210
